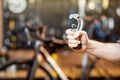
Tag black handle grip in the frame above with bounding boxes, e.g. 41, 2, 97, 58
73, 43, 82, 49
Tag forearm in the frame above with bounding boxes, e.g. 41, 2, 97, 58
87, 40, 120, 62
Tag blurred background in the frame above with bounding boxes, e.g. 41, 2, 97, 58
0, 0, 120, 80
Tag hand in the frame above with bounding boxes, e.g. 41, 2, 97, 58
65, 29, 89, 53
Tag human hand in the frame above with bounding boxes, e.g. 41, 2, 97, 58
66, 29, 89, 53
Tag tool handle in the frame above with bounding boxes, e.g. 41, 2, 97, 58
69, 14, 84, 49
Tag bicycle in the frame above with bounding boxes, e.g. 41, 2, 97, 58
0, 25, 69, 80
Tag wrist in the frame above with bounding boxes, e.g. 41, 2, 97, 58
86, 40, 104, 53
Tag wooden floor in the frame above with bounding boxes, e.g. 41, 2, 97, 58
0, 47, 120, 79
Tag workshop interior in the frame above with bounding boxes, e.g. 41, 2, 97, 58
0, 0, 120, 80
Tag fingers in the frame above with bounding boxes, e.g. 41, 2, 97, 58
66, 29, 74, 35
66, 29, 79, 38
66, 29, 86, 39
65, 29, 89, 53
66, 29, 89, 49
68, 40, 81, 48
66, 29, 82, 48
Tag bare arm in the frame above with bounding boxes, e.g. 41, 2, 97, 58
87, 40, 120, 62
66, 29, 120, 62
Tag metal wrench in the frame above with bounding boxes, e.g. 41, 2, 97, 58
69, 14, 84, 49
